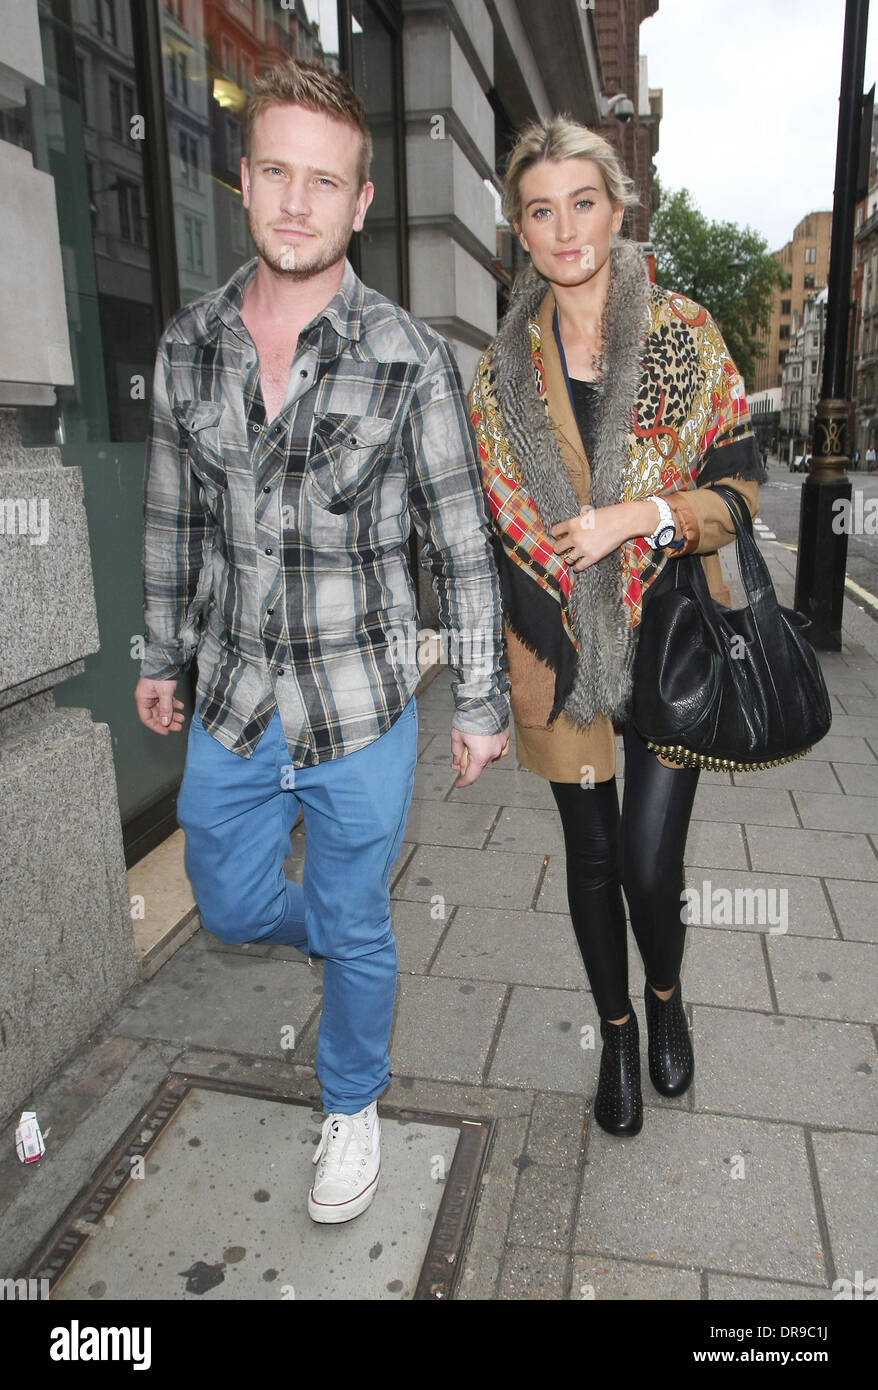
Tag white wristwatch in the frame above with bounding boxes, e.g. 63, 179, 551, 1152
645, 494, 677, 549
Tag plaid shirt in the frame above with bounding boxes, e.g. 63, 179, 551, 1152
141, 257, 509, 762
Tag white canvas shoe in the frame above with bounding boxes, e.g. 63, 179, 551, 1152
308, 1101, 380, 1224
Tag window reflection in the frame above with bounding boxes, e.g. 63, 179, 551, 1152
161, 0, 339, 307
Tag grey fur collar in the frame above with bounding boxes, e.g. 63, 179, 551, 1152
489, 237, 651, 726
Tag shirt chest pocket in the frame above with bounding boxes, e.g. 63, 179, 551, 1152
306, 413, 395, 514
172, 400, 228, 491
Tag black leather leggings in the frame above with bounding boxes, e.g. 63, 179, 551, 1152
550, 723, 700, 1021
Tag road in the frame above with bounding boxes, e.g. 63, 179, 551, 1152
753, 461, 878, 622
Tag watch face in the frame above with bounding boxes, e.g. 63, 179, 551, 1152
655, 525, 677, 548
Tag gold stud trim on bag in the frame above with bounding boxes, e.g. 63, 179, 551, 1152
645, 742, 813, 772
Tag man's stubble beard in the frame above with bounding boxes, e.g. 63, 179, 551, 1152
247, 209, 352, 280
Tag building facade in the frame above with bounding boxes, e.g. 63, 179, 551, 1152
0, 0, 661, 1118
751, 210, 832, 397
779, 287, 827, 460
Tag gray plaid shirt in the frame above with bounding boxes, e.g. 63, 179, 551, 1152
141, 257, 509, 762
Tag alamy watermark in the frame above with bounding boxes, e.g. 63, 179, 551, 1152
385, 621, 491, 677
681, 880, 788, 933
0, 497, 50, 545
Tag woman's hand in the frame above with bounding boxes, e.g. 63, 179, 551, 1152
551, 499, 677, 571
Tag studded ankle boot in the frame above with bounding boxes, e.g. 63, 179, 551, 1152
593, 1000, 643, 1137
644, 981, 694, 1097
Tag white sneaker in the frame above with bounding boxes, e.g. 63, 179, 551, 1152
308, 1101, 380, 1224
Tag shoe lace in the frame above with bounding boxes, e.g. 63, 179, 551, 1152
312, 1109, 373, 1178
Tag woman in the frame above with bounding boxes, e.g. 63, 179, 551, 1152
469, 118, 763, 1136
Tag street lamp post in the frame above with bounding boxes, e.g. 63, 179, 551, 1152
794, 0, 868, 647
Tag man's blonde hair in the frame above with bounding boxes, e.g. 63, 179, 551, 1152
246, 57, 372, 186
502, 115, 639, 227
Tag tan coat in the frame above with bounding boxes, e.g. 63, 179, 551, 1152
508, 289, 759, 782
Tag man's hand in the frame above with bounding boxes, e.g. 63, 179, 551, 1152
134, 676, 186, 734
450, 727, 510, 788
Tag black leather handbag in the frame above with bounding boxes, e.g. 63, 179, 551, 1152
631, 484, 832, 771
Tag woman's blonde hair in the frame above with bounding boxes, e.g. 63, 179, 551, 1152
501, 115, 639, 228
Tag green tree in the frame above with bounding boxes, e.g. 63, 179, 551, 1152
649, 182, 789, 386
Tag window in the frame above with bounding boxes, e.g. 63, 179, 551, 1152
779, 350, 788, 366
222, 39, 236, 79
240, 53, 254, 91
179, 132, 200, 189
167, 50, 188, 104
791, 390, 800, 406
781, 299, 791, 316
805, 246, 817, 263
804, 273, 815, 289
96, 0, 117, 44
77, 57, 89, 125
779, 324, 790, 339
811, 359, 818, 373
117, 179, 144, 244
226, 115, 242, 171
182, 213, 205, 271
109, 77, 135, 141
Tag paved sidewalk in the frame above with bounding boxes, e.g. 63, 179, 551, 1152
2, 538, 876, 1301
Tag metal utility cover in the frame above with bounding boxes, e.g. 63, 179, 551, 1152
27, 1075, 492, 1301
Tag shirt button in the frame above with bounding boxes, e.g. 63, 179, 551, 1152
263, 484, 271, 493
299, 369, 308, 378
277, 667, 285, 676
265, 547, 273, 555
252, 423, 262, 433
266, 607, 274, 615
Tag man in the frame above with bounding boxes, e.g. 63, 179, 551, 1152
134, 58, 509, 1225
867, 444, 877, 472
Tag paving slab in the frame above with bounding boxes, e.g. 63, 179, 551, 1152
389, 975, 506, 1083
767, 936, 877, 1022
824, 878, 878, 942
677, 927, 773, 1011
431, 905, 583, 989
685, 820, 749, 869
392, 845, 546, 910
679, 870, 836, 938
747, 827, 878, 880
390, 898, 453, 974
447, 764, 558, 808
0, 1035, 175, 1274
486, 806, 567, 854
796, 734, 876, 763
733, 759, 844, 792
108, 931, 322, 1062
706, 1273, 835, 1299
497, 1244, 569, 1298
486, 984, 687, 1108
570, 1256, 701, 1300
829, 762, 878, 796
575, 1110, 824, 1283
810, 1131, 878, 1283
691, 784, 798, 826
507, 1160, 581, 1251
691, 1007, 878, 1131
793, 790, 878, 834
403, 797, 498, 848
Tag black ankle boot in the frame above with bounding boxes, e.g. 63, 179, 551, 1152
593, 1000, 642, 1136
644, 981, 694, 1097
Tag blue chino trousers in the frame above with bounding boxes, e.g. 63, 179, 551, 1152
176, 699, 418, 1114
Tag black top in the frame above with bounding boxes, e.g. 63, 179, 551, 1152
568, 376, 602, 464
